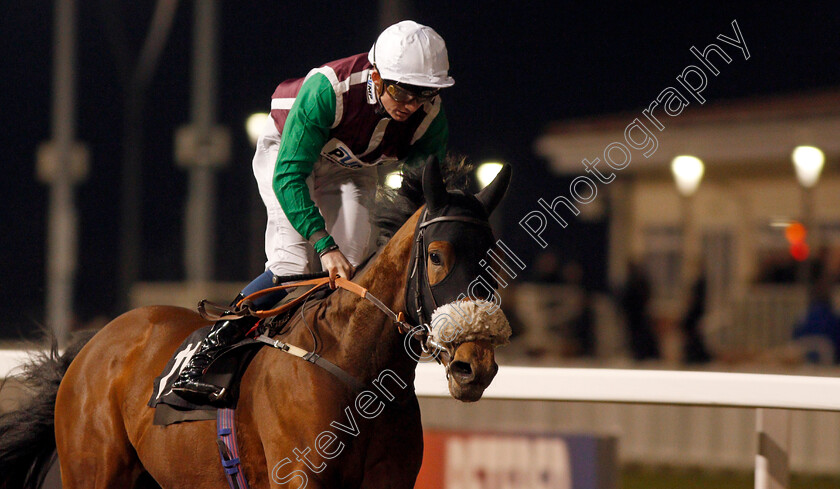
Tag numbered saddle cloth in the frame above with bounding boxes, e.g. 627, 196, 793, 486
147, 326, 262, 425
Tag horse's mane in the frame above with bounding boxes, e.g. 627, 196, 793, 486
374, 156, 474, 245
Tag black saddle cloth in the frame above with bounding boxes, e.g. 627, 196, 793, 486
148, 287, 334, 425
147, 326, 262, 425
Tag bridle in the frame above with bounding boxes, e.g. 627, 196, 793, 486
405, 207, 492, 365
209, 205, 494, 374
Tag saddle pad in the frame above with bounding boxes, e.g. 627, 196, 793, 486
148, 325, 263, 426
148, 288, 336, 426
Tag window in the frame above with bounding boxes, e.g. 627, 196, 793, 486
644, 226, 682, 299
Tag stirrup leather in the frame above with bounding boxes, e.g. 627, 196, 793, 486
172, 381, 227, 403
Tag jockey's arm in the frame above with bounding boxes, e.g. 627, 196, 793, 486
271, 73, 337, 254
272, 74, 354, 286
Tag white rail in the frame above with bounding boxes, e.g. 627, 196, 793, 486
0, 349, 33, 379
414, 364, 840, 411
415, 363, 840, 489
3, 353, 836, 489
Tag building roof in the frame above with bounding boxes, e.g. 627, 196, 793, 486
536, 88, 840, 175
545, 88, 840, 134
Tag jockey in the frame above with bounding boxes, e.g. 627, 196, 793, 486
172, 20, 455, 403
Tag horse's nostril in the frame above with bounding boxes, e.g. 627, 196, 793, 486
450, 360, 473, 380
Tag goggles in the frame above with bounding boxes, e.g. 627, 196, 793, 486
382, 80, 440, 104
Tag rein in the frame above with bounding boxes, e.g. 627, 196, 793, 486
199, 276, 412, 335
196, 206, 493, 384
197, 276, 416, 393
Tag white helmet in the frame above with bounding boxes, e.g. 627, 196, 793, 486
369, 20, 455, 88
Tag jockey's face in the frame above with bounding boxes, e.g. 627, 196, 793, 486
372, 71, 426, 122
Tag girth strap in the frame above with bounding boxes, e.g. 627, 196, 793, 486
254, 334, 366, 393
217, 408, 249, 489
200, 277, 420, 393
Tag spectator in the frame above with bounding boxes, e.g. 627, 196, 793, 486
619, 261, 660, 361
680, 271, 712, 364
563, 261, 596, 357
793, 278, 840, 364
531, 249, 563, 283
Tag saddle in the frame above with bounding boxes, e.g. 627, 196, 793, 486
148, 328, 261, 424
147, 284, 334, 426
148, 275, 411, 426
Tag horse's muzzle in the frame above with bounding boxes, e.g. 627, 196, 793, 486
446, 340, 499, 402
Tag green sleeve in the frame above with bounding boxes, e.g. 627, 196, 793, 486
404, 106, 449, 168
272, 73, 336, 253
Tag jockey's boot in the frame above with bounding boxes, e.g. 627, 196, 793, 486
171, 295, 257, 404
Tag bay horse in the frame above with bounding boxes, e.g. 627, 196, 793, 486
0, 158, 511, 489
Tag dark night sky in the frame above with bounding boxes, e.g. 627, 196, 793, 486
2, 1, 839, 334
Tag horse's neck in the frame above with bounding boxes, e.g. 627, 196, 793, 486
319, 210, 422, 382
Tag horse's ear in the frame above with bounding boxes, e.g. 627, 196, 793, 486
423, 156, 448, 212
475, 164, 512, 215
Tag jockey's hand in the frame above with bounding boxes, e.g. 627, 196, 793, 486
320, 249, 354, 289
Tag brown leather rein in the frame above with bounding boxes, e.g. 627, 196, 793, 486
196, 276, 443, 392
196, 209, 493, 375
198, 276, 414, 336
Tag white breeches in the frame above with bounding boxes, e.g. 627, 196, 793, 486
251, 115, 379, 277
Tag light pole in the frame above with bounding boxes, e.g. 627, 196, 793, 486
384, 171, 403, 189
39, 0, 88, 348
671, 155, 705, 287
245, 112, 270, 277
245, 112, 269, 147
477, 161, 505, 230
791, 145, 825, 284
476, 161, 504, 189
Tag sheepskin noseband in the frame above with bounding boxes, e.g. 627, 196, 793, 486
429, 300, 512, 347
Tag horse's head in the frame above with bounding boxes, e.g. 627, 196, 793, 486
406, 157, 512, 402
430, 301, 510, 402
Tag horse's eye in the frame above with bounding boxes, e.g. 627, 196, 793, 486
429, 252, 442, 266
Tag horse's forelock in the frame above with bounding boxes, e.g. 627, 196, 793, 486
375, 156, 475, 242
